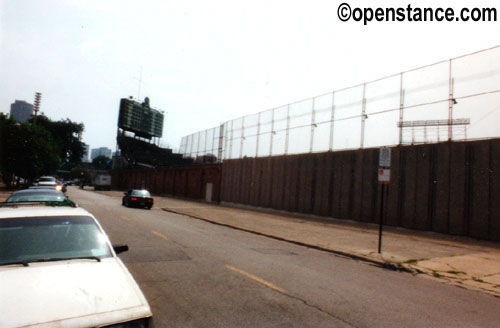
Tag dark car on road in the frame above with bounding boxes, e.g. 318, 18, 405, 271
122, 189, 153, 209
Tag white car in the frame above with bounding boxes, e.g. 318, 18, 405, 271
37, 176, 57, 186
37, 176, 65, 192
0, 203, 152, 327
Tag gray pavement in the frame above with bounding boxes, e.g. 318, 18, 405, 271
69, 187, 500, 327
3, 188, 500, 297
103, 191, 500, 298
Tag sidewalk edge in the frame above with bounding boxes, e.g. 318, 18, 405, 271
161, 207, 415, 274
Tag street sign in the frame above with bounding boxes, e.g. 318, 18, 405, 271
379, 148, 391, 168
378, 147, 391, 253
378, 168, 390, 184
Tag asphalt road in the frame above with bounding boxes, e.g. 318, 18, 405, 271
68, 187, 500, 328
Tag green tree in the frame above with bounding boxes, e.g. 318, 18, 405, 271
92, 155, 112, 170
0, 122, 60, 187
29, 114, 85, 167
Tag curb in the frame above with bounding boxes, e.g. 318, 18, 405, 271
161, 207, 415, 274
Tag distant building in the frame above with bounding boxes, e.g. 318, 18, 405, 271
90, 147, 112, 160
82, 143, 90, 162
10, 100, 33, 123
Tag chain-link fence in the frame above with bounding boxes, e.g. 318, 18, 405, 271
179, 45, 500, 161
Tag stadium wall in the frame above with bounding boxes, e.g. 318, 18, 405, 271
112, 164, 222, 202
220, 139, 500, 242
111, 139, 500, 241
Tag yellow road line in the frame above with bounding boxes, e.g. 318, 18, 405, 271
152, 230, 169, 241
226, 265, 286, 294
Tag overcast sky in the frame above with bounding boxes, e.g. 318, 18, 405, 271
1, 0, 499, 152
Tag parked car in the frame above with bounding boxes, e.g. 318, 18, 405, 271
37, 176, 57, 186
37, 176, 65, 192
122, 189, 154, 209
6, 189, 67, 203
0, 202, 153, 327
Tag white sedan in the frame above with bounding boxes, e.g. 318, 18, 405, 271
0, 204, 152, 328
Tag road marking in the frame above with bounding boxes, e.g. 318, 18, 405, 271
152, 230, 169, 241
226, 265, 286, 294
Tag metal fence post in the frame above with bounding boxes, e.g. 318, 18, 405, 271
223, 122, 229, 160
256, 112, 261, 157
218, 124, 224, 162
448, 59, 453, 141
196, 132, 201, 159
269, 108, 275, 156
360, 83, 367, 148
284, 105, 290, 155
240, 116, 245, 158
329, 92, 335, 151
229, 120, 234, 159
204, 129, 208, 156
310, 97, 316, 153
398, 73, 404, 145
189, 134, 194, 158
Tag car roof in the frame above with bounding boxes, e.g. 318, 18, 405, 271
10, 189, 64, 195
0, 206, 92, 219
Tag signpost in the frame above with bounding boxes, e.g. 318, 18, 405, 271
378, 147, 391, 253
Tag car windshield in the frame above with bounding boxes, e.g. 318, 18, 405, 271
39, 177, 55, 182
6, 191, 65, 202
131, 190, 151, 197
0, 216, 112, 265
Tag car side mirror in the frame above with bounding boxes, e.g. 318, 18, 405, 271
113, 244, 129, 254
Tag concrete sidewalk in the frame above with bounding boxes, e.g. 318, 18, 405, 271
148, 195, 500, 298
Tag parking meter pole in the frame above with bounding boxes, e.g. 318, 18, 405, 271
378, 184, 385, 254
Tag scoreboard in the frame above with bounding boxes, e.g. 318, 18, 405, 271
118, 98, 164, 139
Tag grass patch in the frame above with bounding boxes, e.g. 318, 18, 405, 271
404, 259, 419, 264
432, 271, 443, 278
472, 277, 486, 283
403, 258, 429, 265
446, 270, 466, 275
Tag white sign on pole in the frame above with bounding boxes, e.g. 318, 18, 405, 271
379, 148, 391, 167
378, 168, 391, 184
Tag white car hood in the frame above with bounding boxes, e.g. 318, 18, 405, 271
0, 258, 151, 328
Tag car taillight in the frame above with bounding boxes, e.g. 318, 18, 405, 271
148, 199, 152, 202
131, 197, 137, 201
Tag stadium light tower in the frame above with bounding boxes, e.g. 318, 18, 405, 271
33, 92, 42, 124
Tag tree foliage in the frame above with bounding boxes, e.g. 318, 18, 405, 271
0, 118, 60, 187
0, 113, 86, 188
92, 155, 112, 170
28, 114, 85, 166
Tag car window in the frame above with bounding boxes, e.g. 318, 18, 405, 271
6, 191, 65, 203
39, 177, 55, 182
0, 215, 112, 265
131, 190, 151, 197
